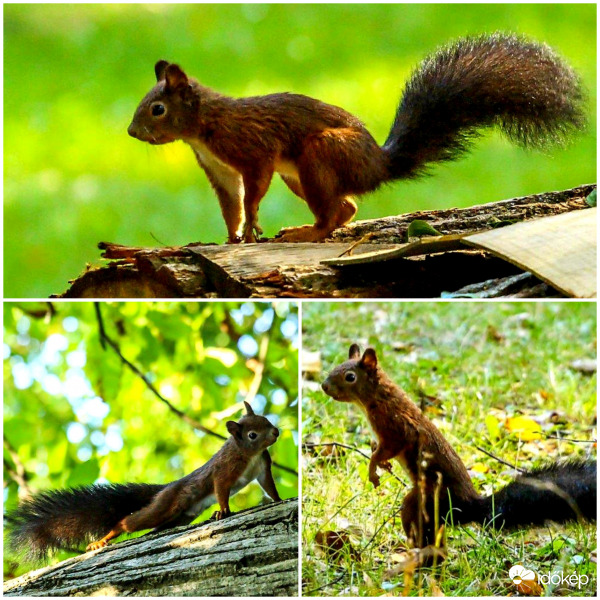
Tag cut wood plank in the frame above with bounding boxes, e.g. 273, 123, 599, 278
463, 207, 596, 298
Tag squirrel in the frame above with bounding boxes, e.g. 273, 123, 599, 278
321, 344, 596, 549
6, 402, 282, 561
127, 33, 585, 244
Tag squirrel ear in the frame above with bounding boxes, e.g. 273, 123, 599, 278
349, 344, 361, 359
360, 348, 378, 370
155, 60, 169, 82
244, 401, 255, 415
226, 421, 242, 439
164, 63, 189, 91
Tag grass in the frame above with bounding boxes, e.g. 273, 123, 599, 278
3, 4, 597, 297
301, 302, 596, 596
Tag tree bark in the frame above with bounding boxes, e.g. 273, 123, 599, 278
55, 184, 595, 299
3, 498, 298, 597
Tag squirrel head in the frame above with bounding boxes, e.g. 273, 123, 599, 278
225, 401, 280, 452
128, 60, 205, 145
321, 343, 380, 403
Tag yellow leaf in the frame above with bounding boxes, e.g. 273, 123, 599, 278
505, 416, 542, 441
471, 462, 489, 473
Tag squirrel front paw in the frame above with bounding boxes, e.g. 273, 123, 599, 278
212, 508, 231, 521
242, 221, 263, 243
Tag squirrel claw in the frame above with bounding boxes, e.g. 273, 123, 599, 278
275, 225, 330, 243
242, 222, 263, 243
86, 540, 107, 552
380, 461, 393, 473
212, 509, 231, 521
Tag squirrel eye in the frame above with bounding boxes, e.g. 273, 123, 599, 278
151, 103, 166, 117
345, 371, 357, 383
248, 431, 258, 440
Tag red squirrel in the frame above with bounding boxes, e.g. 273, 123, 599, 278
7, 402, 281, 560
321, 344, 596, 549
127, 33, 585, 244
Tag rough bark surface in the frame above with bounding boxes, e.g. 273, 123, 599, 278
56, 184, 594, 299
4, 498, 298, 597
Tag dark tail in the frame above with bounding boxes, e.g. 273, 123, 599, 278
383, 33, 586, 179
463, 461, 597, 529
6, 483, 165, 560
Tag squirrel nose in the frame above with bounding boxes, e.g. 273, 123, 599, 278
321, 380, 330, 394
127, 123, 139, 139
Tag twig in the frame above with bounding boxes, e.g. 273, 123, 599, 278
303, 441, 406, 484
543, 434, 597, 443
474, 446, 527, 473
337, 232, 374, 257
93, 303, 297, 476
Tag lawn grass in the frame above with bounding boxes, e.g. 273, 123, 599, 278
301, 302, 596, 596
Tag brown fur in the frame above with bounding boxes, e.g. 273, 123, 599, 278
9, 401, 282, 560
128, 34, 584, 243
322, 345, 597, 552
322, 345, 479, 548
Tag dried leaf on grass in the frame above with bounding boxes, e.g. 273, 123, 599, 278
315, 530, 361, 563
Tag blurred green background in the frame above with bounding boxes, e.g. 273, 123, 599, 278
4, 301, 298, 577
4, 4, 596, 298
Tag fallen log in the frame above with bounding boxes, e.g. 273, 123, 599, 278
55, 184, 595, 299
4, 498, 298, 597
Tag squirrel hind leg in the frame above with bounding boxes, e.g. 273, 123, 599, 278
275, 196, 357, 242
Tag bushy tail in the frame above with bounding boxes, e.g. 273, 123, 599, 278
6, 483, 165, 560
473, 461, 596, 528
383, 33, 586, 179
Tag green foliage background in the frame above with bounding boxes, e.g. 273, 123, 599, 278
302, 302, 596, 596
4, 3, 597, 297
4, 301, 298, 578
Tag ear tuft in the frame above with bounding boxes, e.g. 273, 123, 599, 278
244, 401, 255, 415
361, 348, 378, 370
226, 421, 242, 438
349, 344, 361, 359
155, 60, 169, 82
164, 63, 189, 91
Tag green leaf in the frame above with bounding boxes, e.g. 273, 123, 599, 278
406, 220, 442, 240
585, 188, 596, 207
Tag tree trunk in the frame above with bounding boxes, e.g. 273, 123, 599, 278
4, 498, 298, 597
